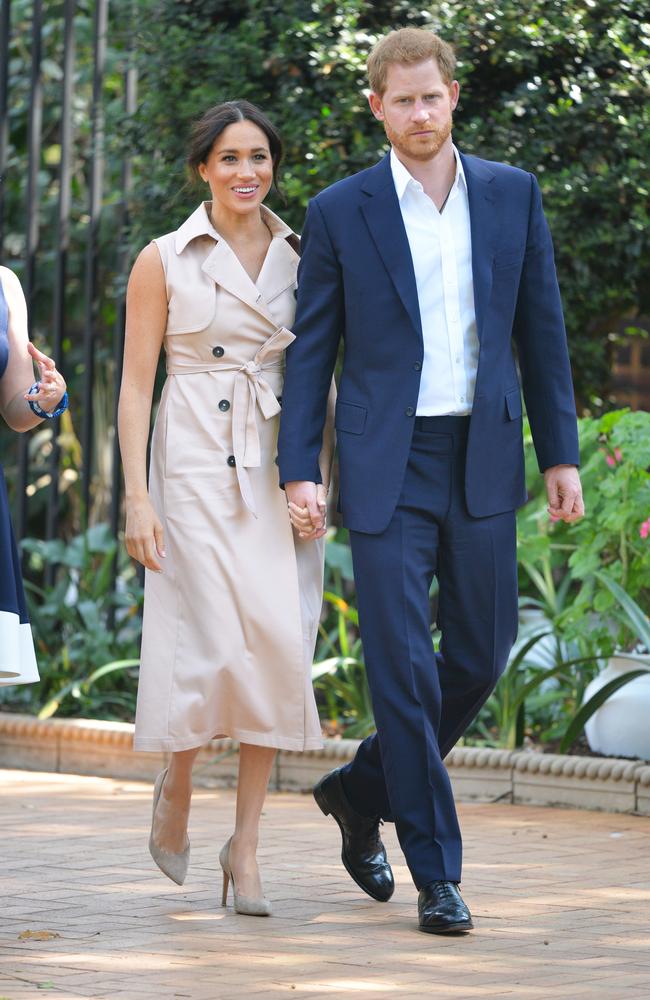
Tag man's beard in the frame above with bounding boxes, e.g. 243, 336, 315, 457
384, 113, 453, 162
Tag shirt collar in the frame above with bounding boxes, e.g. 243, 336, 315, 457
174, 201, 296, 255
390, 144, 466, 202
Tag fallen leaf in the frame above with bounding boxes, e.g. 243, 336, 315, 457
18, 930, 61, 941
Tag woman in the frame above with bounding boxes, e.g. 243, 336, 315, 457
118, 101, 334, 917
0, 266, 68, 686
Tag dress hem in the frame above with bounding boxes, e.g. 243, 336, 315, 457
133, 724, 324, 754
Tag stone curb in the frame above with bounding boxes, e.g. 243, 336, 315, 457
0, 712, 648, 815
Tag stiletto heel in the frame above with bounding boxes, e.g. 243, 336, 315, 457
148, 768, 190, 886
218, 836, 272, 917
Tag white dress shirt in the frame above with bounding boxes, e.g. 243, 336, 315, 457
390, 146, 479, 415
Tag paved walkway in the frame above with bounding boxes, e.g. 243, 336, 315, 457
1, 769, 649, 1000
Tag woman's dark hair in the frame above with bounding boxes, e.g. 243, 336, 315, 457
187, 100, 284, 195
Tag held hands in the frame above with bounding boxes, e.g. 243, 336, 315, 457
125, 495, 166, 572
23, 343, 67, 412
544, 464, 585, 524
286, 481, 328, 540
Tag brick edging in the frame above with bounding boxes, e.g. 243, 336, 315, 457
0, 712, 648, 815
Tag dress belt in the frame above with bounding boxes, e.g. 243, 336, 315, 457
165, 325, 295, 516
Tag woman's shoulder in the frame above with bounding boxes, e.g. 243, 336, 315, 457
0, 265, 24, 297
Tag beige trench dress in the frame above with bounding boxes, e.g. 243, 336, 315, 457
134, 202, 333, 753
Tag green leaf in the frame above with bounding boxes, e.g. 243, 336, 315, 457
594, 572, 650, 648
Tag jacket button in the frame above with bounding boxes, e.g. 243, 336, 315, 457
212, 346, 224, 358
405, 406, 415, 417
218, 399, 230, 412
413, 361, 422, 371
227, 455, 236, 467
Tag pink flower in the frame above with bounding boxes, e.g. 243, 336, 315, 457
640, 519, 650, 540
605, 454, 616, 468
614, 447, 623, 463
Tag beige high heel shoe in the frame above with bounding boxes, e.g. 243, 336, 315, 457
148, 768, 190, 886
219, 836, 272, 917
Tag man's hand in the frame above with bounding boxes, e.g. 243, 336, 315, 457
544, 465, 585, 524
285, 480, 327, 540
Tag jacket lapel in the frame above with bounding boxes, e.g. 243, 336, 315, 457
460, 152, 499, 342
360, 156, 422, 342
201, 240, 280, 327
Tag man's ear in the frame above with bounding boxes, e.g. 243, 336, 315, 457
368, 91, 385, 122
449, 80, 460, 111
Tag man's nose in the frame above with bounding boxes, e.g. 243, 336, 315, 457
411, 104, 430, 122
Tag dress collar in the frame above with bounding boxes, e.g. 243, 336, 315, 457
175, 201, 296, 255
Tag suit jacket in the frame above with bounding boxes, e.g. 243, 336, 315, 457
278, 150, 580, 534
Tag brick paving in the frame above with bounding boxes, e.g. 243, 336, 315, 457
1, 769, 649, 1000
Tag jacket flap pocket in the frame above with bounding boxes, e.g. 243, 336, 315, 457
335, 400, 367, 435
493, 248, 523, 271
505, 387, 522, 420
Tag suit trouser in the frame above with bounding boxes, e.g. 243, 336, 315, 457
340, 416, 518, 888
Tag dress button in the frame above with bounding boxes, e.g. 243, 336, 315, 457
405, 406, 415, 417
218, 399, 230, 412
212, 346, 225, 358
413, 362, 422, 372
227, 455, 236, 467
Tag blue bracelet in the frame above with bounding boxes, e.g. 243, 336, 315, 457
26, 382, 69, 419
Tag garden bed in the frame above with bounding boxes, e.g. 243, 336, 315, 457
1, 712, 649, 817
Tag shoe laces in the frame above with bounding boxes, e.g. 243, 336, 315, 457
432, 880, 458, 900
364, 817, 384, 852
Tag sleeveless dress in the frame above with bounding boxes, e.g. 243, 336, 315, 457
0, 273, 39, 685
133, 203, 333, 752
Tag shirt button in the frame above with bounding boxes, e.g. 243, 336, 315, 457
218, 399, 230, 412
405, 406, 415, 417
212, 346, 225, 358
227, 455, 236, 467
460, 397, 465, 403
413, 362, 422, 372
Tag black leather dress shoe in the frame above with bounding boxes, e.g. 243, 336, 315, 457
418, 880, 473, 934
313, 768, 394, 902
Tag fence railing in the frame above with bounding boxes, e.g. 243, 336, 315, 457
0, 0, 136, 583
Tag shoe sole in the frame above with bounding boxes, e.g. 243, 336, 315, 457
419, 920, 474, 935
313, 781, 393, 903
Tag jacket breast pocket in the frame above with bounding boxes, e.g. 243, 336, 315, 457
335, 400, 367, 435
505, 387, 523, 421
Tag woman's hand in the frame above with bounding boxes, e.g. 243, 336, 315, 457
125, 495, 166, 572
288, 483, 328, 541
23, 343, 67, 412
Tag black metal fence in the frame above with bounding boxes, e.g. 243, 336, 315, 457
0, 0, 136, 565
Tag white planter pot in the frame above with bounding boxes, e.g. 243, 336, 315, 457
583, 653, 650, 761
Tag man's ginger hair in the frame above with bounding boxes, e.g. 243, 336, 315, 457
367, 27, 456, 96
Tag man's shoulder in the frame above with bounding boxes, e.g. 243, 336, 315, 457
461, 151, 534, 187
311, 157, 388, 211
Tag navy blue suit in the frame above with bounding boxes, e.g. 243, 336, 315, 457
278, 151, 579, 887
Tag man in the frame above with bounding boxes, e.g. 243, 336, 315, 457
278, 27, 584, 934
